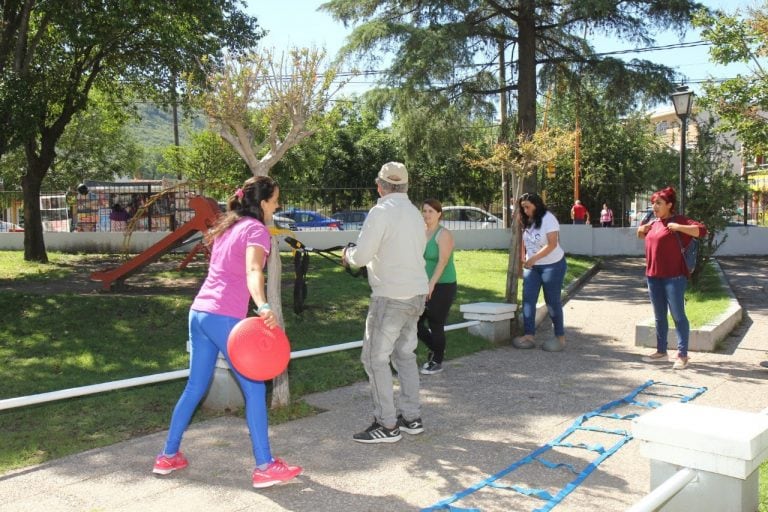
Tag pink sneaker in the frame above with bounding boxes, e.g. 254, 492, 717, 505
152, 452, 189, 475
252, 458, 303, 488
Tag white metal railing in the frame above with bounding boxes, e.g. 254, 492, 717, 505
625, 468, 698, 512
0, 320, 480, 412
627, 405, 768, 512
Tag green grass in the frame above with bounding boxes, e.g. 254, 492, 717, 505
0, 249, 738, 482
762, 462, 768, 512
678, 262, 733, 329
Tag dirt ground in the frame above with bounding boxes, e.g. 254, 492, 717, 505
0, 254, 207, 296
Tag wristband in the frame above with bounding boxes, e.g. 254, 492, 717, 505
257, 303, 271, 314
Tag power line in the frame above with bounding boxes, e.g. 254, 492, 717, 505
595, 40, 711, 57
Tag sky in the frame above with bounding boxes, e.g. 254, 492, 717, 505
244, 0, 760, 99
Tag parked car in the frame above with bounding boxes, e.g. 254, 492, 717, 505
441, 206, 503, 230
0, 220, 24, 232
629, 208, 655, 227
272, 213, 297, 231
331, 210, 368, 230
280, 209, 344, 231
217, 202, 296, 230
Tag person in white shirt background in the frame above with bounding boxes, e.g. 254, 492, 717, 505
512, 192, 568, 353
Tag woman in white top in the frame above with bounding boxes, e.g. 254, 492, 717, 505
513, 192, 567, 352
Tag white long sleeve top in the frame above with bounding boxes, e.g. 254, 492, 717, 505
345, 193, 428, 299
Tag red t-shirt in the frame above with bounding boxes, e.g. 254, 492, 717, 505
571, 203, 587, 220
644, 215, 707, 278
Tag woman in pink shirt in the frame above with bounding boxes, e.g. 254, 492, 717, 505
152, 176, 302, 488
637, 187, 706, 370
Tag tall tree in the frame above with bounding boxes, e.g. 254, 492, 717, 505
270, 98, 400, 210
197, 47, 346, 176
194, 46, 348, 408
321, 0, 703, 147
684, 116, 748, 282
1, 0, 261, 262
157, 130, 250, 199
694, 5, 768, 156
542, 83, 677, 224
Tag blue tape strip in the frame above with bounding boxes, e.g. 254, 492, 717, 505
574, 425, 629, 436
486, 482, 554, 501
420, 380, 707, 512
595, 412, 639, 420
534, 457, 580, 475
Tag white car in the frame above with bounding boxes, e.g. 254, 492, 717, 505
440, 206, 503, 230
0, 220, 24, 232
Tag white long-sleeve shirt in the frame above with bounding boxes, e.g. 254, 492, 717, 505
345, 193, 428, 299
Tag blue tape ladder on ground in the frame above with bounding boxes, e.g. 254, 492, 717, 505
421, 380, 707, 512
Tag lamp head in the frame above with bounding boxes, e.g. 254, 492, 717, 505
671, 85, 694, 118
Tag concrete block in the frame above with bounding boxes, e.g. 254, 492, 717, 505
633, 403, 768, 479
186, 340, 244, 411
468, 319, 512, 344
202, 357, 244, 410
462, 312, 516, 321
461, 302, 516, 344
460, 302, 517, 315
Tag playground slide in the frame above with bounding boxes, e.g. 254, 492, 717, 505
90, 196, 220, 291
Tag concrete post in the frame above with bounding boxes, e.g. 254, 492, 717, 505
632, 402, 768, 512
202, 356, 244, 410
185, 339, 244, 411
459, 302, 517, 344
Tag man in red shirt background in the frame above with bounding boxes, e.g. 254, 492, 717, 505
570, 200, 589, 225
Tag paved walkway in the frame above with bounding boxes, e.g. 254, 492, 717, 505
0, 257, 766, 512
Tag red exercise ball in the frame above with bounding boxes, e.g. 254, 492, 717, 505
227, 317, 291, 381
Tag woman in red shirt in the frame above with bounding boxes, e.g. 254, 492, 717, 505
636, 187, 706, 370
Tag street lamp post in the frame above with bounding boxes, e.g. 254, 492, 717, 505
670, 85, 694, 215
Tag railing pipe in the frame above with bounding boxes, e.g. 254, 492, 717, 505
0, 320, 481, 411
289, 321, 479, 359
0, 370, 190, 411
626, 467, 698, 512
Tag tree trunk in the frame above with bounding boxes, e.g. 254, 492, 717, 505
21, 172, 47, 262
517, 0, 538, 193
506, 172, 526, 335
21, 135, 57, 262
267, 235, 290, 408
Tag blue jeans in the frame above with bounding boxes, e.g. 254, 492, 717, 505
163, 310, 272, 465
646, 276, 690, 357
522, 257, 567, 337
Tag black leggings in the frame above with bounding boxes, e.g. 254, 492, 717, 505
417, 282, 457, 363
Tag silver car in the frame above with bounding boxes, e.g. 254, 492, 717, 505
440, 206, 503, 229
331, 210, 368, 230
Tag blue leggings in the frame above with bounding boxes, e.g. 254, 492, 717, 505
522, 257, 567, 337
646, 275, 690, 357
162, 310, 272, 465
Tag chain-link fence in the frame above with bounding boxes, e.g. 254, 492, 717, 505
1, 181, 512, 233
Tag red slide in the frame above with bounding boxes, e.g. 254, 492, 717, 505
91, 195, 220, 291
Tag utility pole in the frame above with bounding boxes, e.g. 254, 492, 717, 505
498, 38, 511, 228
574, 120, 581, 202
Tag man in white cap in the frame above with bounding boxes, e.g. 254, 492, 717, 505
343, 162, 428, 443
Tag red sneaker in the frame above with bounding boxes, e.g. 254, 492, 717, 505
152, 452, 189, 475
251, 458, 303, 488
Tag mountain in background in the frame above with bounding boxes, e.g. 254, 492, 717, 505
127, 103, 207, 178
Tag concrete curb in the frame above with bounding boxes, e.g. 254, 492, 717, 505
634, 258, 743, 352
